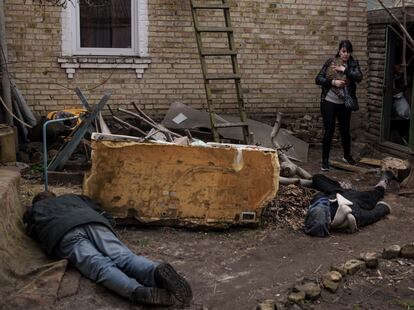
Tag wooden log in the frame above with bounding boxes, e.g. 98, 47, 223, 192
381, 157, 411, 182
280, 161, 297, 177
330, 160, 371, 174
279, 177, 312, 187
271, 112, 312, 181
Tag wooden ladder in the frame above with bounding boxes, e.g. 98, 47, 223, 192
189, 0, 250, 144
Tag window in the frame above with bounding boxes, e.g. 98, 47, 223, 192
62, 0, 148, 56
59, 0, 150, 79
80, 0, 132, 49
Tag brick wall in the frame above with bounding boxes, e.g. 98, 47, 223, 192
3, 0, 368, 141
366, 8, 414, 147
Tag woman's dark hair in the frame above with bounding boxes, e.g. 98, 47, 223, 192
32, 191, 56, 205
336, 40, 353, 57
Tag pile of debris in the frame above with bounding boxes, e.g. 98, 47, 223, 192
286, 114, 324, 145
262, 184, 316, 230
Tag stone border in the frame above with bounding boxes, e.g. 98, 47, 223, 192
256, 242, 414, 310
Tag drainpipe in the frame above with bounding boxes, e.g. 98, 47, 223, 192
0, 0, 13, 126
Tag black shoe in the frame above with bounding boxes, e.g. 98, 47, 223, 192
131, 287, 174, 307
380, 170, 396, 186
342, 156, 356, 165
154, 263, 193, 304
321, 159, 330, 171
375, 201, 391, 214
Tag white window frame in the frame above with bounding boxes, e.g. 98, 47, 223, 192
62, 0, 148, 57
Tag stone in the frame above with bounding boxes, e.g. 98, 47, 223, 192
330, 264, 347, 276
344, 259, 365, 275
382, 245, 401, 259
288, 291, 305, 304
323, 271, 342, 282
401, 243, 414, 259
360, 252, 379, 269
294, 282, 321, 300
256, 299, 276, 310
322, 278, 339, 293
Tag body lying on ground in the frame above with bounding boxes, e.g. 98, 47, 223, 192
304, 172, 394, 237
23, 192, 192, 307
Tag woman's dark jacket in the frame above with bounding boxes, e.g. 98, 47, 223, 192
315, 56, 363, 104
23, 194, 115, 257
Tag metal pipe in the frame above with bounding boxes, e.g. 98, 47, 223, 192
42, 117, 78, 191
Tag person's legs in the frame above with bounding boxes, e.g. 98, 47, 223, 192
336, 105, 353, 161
321, 100, 336, 169
343, 187, 385, 210
83, 224, 159, 288
312, 174, 344, 196
55, 226, 141, 298
351, 202, 390, 227
56, 225, 174, 306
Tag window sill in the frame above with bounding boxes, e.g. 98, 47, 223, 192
58, 56, 151, 79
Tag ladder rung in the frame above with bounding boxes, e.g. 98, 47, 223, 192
205, 74, 240, 80
215, 122, 248, 129
197, 26, 233, 33
201, 49, 237, 56
192, 3, 230, 9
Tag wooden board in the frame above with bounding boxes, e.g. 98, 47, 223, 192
330, 160, 371, 174
359, 157, 382, 167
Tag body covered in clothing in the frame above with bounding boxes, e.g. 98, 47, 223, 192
305, 174, 391, 237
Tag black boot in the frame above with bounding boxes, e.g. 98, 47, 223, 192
321, 158, 329, 171
342, 155, 356, 165
154, 263, 193, 304
130, 287, 174, 307
375, 170, 396, 189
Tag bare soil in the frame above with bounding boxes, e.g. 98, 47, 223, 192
19, 146, 414, 310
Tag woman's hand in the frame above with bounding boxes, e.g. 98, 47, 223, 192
332, 79, 346, 88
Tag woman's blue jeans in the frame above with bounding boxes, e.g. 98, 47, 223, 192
55, 224, 159, 298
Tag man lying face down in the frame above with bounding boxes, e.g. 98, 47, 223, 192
23, 192, 192, 307
304, 172, 394, 237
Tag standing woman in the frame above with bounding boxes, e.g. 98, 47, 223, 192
315, 40, 363, 171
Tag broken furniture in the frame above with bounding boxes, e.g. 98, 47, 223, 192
83, 133, 280, 228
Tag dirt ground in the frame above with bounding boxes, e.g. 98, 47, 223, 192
19, 146, 414, 310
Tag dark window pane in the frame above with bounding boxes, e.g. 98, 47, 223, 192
80, 0, 131, 48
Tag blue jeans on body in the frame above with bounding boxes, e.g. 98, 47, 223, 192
55, 224, 159, 298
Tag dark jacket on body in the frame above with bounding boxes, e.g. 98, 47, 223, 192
23, 194, 115, 257
315, 56, 363, 104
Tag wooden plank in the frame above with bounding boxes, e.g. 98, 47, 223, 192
330, 160, 371, 174
359, 157, 382, 167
